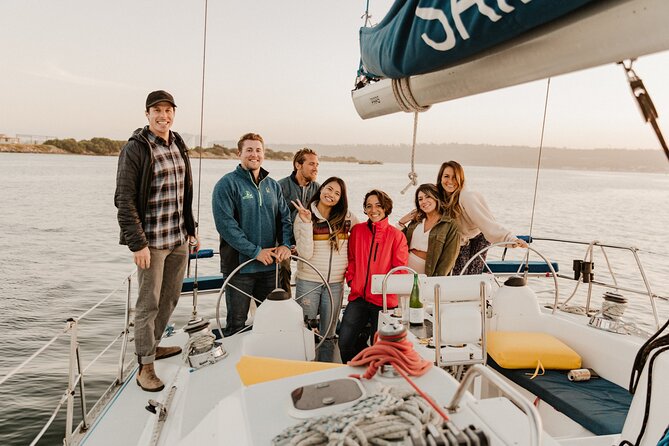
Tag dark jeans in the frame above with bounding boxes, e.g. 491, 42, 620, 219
338, 298, 386, 364
279, 258, 292, 297
224, 270, 276, 336
452, 232, 490, 275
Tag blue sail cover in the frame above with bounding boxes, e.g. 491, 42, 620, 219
360, 0, 598, 79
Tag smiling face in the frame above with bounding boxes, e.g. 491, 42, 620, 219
296, 153, 319, 184
145, 102, 174, 140
238, 139, 264, 173
417, 191, 438, 215
440, 166, 459, 195
319, 180, 341, 208
364, 194, 386, 222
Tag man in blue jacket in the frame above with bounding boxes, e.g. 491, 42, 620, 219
212, 132, 292, 336
277, 148, 320, 294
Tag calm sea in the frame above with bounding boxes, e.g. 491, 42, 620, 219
1, 153, 668, 444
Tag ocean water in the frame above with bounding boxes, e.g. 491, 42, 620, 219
1, 152, 668, 444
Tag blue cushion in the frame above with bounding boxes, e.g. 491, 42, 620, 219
486, 260, 559, 274
488, 357, 631, 435
189, 248, 215, 260
181, 275, 223, 293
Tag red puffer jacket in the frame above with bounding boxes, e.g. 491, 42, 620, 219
345, 218, 409, 308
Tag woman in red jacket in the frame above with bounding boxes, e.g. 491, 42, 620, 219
339, 189, 409, 363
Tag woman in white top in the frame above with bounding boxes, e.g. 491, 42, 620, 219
292, 177, 358, 362
436, 161, 527, 275
398, 184, 460, 276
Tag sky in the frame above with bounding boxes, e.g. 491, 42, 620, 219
1, 0, 669, 150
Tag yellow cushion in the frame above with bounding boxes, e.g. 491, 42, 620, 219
236, 355, 344, 386
487, 331, 581, 370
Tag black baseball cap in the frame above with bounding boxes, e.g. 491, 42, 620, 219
146, 90, 177, 109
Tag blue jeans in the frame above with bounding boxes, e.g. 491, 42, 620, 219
224, 270, 276, 337
295, 280, 343, 362
338, 298, 386, 364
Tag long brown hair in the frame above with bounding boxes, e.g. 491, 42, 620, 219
436, 161, 465, 220
413, 184, 443, 222
308, 177, 349, 251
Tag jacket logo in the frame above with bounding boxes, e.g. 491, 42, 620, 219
242, 190, 254, 200
265, 186, 270, 194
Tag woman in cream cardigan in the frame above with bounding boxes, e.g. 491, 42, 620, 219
436, 161, 527, 275
292, 177, 358, 362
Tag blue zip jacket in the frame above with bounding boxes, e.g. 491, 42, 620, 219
212, 164, 292, 274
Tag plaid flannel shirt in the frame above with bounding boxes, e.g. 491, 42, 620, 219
144, 131, 187, 249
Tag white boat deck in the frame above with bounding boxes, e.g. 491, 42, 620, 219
79, 328, 559, 445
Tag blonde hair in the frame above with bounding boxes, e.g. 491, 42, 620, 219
292, 147, 318, 172
237, 132, 264, 151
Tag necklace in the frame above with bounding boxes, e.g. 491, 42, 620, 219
423, 213, 440, 232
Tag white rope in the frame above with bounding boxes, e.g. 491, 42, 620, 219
389, 78, 429, 195
273, 386, 442, 445
602, 300, 627, 320
400, 112, 421, 195
391, 78, 430, 113
182, 331, 216, 362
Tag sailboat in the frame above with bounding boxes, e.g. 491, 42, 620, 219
3, 0, 669, 444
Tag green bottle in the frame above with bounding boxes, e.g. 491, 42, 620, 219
409, 273, 423, 326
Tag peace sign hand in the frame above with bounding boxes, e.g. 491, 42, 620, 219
291, 199, 312, 223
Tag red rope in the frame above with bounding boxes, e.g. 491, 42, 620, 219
348, 330, 449, 420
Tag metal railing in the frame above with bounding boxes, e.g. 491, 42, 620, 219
464, 237, 665, 332
447, 364, 543, 446
0, 267, 137, 445
531, 237, 665, 331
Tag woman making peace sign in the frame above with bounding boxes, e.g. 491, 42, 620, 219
292, 177, 359, 362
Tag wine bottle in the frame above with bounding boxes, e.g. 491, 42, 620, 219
409, 273, 424, 326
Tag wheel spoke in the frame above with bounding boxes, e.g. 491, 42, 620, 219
294, 283, 323, 302
227, 283, 262, 305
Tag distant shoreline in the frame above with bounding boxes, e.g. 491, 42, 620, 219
0, 144, 372, 164
2, 143, 667, 173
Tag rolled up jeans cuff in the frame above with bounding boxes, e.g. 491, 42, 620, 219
138, 354, 156, 365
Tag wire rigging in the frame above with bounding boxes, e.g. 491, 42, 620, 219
528, 78, 551, 239
191, 0, 209, 319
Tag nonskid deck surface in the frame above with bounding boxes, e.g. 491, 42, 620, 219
79, 329, 557, 445
80, 331, 244, 445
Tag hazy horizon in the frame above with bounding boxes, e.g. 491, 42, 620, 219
2, 1, 669, 151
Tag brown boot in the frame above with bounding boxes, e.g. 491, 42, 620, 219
155, 346, 182, 360
136, 363, 164, 392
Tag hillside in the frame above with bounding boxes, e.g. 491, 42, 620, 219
269, 142, 669, 173
2, 140, 667, 173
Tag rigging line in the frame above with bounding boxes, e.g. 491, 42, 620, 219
191, 0, 209, 317
528, 78, 551, 239
362, 0, 372, 27
400, 111, 420, 195
620, 60, 669, 162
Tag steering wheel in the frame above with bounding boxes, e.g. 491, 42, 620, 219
459, 241, 560, 310
214, 255, 336, 351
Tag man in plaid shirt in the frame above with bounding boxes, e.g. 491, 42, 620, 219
115, 90, 198, 392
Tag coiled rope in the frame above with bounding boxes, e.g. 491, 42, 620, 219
181, 331, 216, 366
348, 329, 449, 421
348, 330, 431, 380
273, 386, 443, 445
